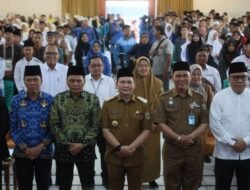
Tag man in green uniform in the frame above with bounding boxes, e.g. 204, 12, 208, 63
101, 68, 151, 190
50, 66, 100, 190
154, 61, 209, 190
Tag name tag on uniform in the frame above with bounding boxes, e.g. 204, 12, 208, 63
188, 113, 196, 126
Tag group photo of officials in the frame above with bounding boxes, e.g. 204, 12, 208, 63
1, 6, 250, 190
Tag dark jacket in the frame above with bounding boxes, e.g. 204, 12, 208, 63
0, 97, 10, 160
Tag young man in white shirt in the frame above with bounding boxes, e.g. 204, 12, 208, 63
84, 55, 116, 106
83, 55, 116, 188
14, 40, 42, 92
210, 62, 250, 190
195, 48, 221, 93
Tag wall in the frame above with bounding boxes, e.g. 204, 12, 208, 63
0, 0, 62, 18
0, 0, 248, 19
193, 0, 249, 18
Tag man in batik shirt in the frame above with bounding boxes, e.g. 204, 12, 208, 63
10, 65, 53, 190
50, 66, 100, 189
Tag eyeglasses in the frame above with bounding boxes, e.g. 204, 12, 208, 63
45, 52, 58, 56
230, 75, 248, 81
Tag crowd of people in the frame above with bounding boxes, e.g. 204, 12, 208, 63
0, 8, 250, 190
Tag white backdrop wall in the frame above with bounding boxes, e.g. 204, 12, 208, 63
0, 0, 62, 18
193, 0, 249, 18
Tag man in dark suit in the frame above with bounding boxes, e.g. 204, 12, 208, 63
0, 96, 10, 188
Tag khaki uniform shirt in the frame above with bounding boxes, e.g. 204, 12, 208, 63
154, 88, 208, 140
101, 95, 151, 167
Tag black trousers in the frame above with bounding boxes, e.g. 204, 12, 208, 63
15, 157, 52, 190
214, 158, 250, 190
97, 132, 108, 185
0, 162, 2, 190
57, 160, 95, 190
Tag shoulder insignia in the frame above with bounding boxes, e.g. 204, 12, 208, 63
137, 96, 148, 104
159, 91, 169, 97
105, 95, 117, 102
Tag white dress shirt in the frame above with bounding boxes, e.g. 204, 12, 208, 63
14, 57, 43, 92
41, 63, 68, 97
232, 54, 250, 66
83, 73, 116, 107
202, 64, 221, 93
210, 87, 250, 160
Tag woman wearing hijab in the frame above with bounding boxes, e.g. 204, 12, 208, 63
187, 32, 203, 64
127, 32, 152, 70
74, 32, 90, 67
189, 64, 214, 182
206, 29, 223, 64
133, 56, 163, 188
218, 39, 239, 87
190, 64, 213, 110
232, 31, 246, 55
85, 40, 111, 76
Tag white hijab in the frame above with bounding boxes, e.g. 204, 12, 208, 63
206, 29, 222, 57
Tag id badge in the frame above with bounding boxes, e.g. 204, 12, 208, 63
188, 114, 196, 126
5, 59, 12, 71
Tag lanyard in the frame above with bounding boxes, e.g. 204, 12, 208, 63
90, 78, 103, 95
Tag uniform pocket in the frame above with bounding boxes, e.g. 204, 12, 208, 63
165, 105, 178, 112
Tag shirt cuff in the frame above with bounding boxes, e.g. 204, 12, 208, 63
224, 136, 235, 146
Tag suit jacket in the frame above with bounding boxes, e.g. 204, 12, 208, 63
0, 96, 10, 160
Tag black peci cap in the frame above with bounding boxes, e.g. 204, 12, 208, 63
67, 66, 85, 77
24, 65, 42, 77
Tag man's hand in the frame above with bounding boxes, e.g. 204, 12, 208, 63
151, 122, 158, 132
68, 143, 84, 156
117, 146, 135, 158
25, 144, 44, 160
179, 135, 194, 146
233, 139, 247, 153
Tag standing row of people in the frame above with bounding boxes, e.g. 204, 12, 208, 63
1, 58, 250, 190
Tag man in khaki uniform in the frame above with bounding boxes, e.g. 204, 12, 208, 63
154, 61, 209, 190
101, 68, 151, 190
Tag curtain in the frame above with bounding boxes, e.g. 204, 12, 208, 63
157, 0, 193, 16
62, 0, 99, 17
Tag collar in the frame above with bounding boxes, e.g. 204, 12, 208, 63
23, 91, 44, 99
65, 91, 85, 98
44, 62, 59, 71
172, 88, 193, 97
90, 73, 104, 81
24, 57, 34, 62
117, 94, 136, 102
200, 63, 207, 70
